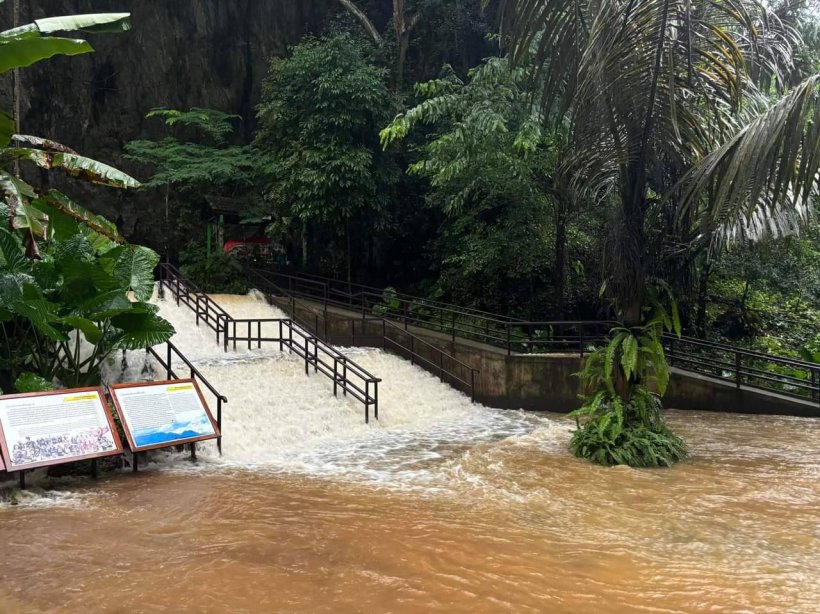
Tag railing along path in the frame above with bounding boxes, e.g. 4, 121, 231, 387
159, 264, 380, 422
252, 267, 820, 406
249, 269, 479, 401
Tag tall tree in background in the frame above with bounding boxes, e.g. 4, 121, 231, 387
255, 33, 398, 281
382, 57, 578, 315
491, 0, 820, 466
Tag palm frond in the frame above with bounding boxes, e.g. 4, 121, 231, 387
676, 72, 820, 244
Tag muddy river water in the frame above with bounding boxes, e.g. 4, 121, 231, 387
0, 293, 818, 613
0, 411, 818, 613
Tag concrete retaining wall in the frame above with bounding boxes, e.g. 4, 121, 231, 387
269, 295, 820, 417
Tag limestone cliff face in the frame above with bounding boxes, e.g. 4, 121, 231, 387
1, 0, 328, 239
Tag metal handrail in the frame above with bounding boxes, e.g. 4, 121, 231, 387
158, 264, 380, 422
274, 269, 519, 322
146, 339, 227, 455
251, 267, 820, 406
249, 268, 480, 402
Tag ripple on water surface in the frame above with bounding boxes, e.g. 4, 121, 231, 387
0, 290, 817, 613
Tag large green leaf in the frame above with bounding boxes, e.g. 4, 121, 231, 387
13, 200, 49, 237
59, 316, 104, 344
1, 13, 131, 39
58, 258, 120, 304
3, 148, 140, 188
115, 246, 160, 301
0, 272, 35, 304
0, 228, 27, 273
111, 310, 175, 350
32, 190, 123, 249
14, 372, 55, 393
11, 134, 78, 153
0, 36, 93, 74
10, 286, 65, 341
0, 109, 13, 148
75, 289, 133, 320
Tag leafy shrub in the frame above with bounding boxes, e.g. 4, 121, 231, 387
570, 388, 687, 467
179, 241, 247, 294
0, 228, 174, 390
570, 310, 687, 468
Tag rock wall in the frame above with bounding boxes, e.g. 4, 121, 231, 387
1, 0, 329, 239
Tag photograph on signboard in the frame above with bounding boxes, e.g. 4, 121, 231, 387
0, 388, 123, 471
109, 380, 219, 452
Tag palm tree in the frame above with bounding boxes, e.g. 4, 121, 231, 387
489, 0, 820, 465
495, 0, 818, 319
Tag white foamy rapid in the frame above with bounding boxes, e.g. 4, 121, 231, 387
109, 286, 565, 491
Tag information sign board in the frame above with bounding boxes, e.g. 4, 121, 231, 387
109, 380, 220, 452
0, 388, 123, 471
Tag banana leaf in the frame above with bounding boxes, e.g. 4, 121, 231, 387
0, 36, 93, 74
3, 148, 140, 188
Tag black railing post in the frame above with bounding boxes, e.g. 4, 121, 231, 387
166, 343, 172, 380
365, 381, 370, 424
452, 312, 456, 343
579, 325, 585, 358
248, 321, 252, 351
216, 397, 223, 456
735, 352, 742, 388
374, 381, 379, 420
279, 320, 284, 352
158, 264, 165, 300
233, 320, 237, 351
471, 369, 476, 403
175, 276, 180, 306
305, 337, 310, 375
196, 294, 200, 326
333, 360, 338, 396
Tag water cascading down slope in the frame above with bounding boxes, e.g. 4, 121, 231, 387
142, 289, 544, 479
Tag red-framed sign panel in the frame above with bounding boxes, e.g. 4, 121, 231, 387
0, 387, 123, 472
108, 379, 221, 453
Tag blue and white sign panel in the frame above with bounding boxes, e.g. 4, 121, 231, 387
110, 380, 219, 452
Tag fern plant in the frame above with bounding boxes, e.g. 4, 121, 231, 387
570, 304, 687, 467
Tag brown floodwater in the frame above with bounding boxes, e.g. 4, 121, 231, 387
0, 410, 818, 614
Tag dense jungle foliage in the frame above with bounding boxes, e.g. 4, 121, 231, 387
6, 0, 820, 467
121, 1, 820, 363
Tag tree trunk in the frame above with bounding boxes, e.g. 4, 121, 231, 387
336, 0, 383, 45
346, 220, 352, 283
393, 0, 420, 90
12, 0, 20, 141
695, 257, 712, 337
301, 221, 309, 268
553, 203, 568, 318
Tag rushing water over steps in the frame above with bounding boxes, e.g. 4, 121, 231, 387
1, 290, 819, 613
